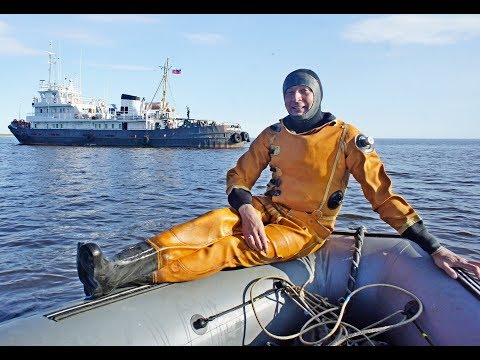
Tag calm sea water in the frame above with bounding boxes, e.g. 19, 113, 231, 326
0, 135, 479, 324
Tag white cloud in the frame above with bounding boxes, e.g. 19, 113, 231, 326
87, 62, 156, 71
343, 14, 480, 45
0, 20, 41, 56
56, 30, 111, 47
80, 14, 159, 24
0, 20, 8, 32
183, 32, 224, 44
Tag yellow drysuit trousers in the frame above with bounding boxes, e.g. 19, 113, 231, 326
147, 196, 329, 283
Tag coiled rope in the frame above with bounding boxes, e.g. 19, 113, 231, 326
250, 275, 423, 346
249, 226, 424, 346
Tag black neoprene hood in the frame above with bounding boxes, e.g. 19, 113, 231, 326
282, 69, 323, 121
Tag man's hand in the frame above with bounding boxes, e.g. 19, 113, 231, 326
431, 246, 480, 280
238, 204, 270, 254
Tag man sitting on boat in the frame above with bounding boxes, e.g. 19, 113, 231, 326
76, 68, 480, 299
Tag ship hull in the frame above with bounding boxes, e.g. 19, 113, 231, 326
8, 125, 247, 149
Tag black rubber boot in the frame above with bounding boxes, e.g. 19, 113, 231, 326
76, 241, 158, 299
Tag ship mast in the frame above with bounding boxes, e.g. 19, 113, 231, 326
47, 51, 53, 86
160, 58, 170, 112
46, 48, 56, 89
147, 58, 172, 114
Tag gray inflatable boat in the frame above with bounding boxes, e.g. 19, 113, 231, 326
0, 228, 478, 346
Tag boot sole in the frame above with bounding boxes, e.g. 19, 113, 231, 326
77, 242, 105, 298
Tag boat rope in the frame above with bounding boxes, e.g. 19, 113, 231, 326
337, 226, 366, 305
403, 300, 434, 346
191, 281, 284, 330
249, 276, 424, 346
295, 253, 317, 292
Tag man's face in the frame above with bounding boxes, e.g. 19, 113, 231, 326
284, 85, 314, 117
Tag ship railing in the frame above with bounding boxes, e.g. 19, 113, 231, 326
10, 119, 31, 128
26, 113, 113, 121
113, 113, 145, 121
38, 81, 81, 94
175, 118, 241, 128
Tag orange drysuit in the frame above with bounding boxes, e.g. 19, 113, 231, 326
148, 119, 421, 282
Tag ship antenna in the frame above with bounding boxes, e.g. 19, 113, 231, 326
57, 41, 62, 86
46, 41, 56, 89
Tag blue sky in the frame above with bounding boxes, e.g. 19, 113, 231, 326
1, 14, 480, 138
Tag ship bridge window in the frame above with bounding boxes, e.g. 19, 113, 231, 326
111, 124, 115, 129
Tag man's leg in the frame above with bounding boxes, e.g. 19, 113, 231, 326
152, 216, 316, 282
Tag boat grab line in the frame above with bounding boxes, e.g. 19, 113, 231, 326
45, 283, 171, 322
